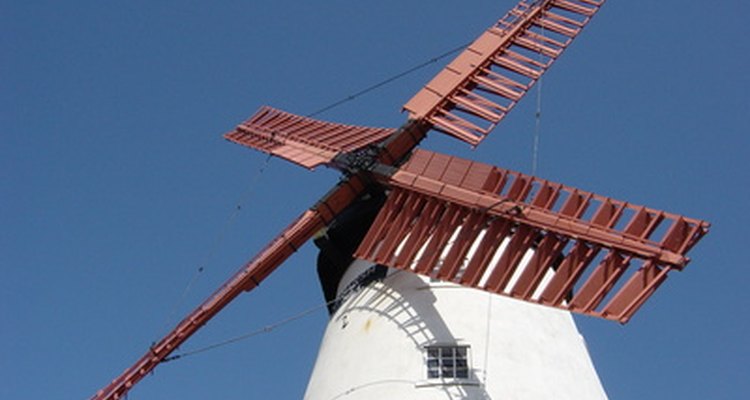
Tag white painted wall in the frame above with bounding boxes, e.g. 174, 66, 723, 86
304, 260, 608, 400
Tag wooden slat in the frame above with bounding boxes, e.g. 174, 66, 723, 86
460, 218, 514, 287
393, 199, 443, 269
414, 205, 467, 275
484, 225, 537, 293
373, 192, 424, 264
356, 188, 408, 258
539, 242, 600, 305
569, 252, 630, 312
437, 212, 487, 281
510, 234, 570, 298
601, 261, 668, 322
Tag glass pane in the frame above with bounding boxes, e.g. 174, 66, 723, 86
425, 345, 471, 380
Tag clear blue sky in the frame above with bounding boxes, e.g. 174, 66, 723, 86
2, 1, 748, 399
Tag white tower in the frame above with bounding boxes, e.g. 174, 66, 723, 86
305, 258, 609, 400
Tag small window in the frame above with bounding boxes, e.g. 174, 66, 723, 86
425, 345, 470, 379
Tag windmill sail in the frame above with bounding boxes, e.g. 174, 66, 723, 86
356, 150, 709, 323
404, 0, 605, 145
225, 106, 395, 169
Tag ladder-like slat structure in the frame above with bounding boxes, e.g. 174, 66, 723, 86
358, 150, 709, 323
403, 0, 605, 146
225, 106, 395, 169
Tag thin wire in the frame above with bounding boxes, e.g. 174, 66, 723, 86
163, 300, 328, 362
532, 26, 545, 176
163, 270, 404, 363
481, 291, 493, 386
532, 75, 542, 176
204, 154, 274, 265
161, 154, 273, 335
234, 42, 469, 183
306, 43, 470, 118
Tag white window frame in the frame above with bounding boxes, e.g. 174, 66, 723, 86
424, 344, 471, 381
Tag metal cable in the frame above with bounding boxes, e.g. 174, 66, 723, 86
163, 270, 404, 363
160, 154, 273, 336
532, 25, 545, 176
532, 75, 542, 176
253, 42, 471, 187
306, 43, 470, 118
162, 301, 328, 362
481, 292, 493, 387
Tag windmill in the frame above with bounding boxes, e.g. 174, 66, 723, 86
92, 0, 709, 399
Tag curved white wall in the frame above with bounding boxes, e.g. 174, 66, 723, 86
304, 260, 608, 400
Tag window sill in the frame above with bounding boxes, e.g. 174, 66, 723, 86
415, 379, 482, 388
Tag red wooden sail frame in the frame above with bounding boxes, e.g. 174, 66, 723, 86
404, 0, 605, 146
356, 150, 709, 323
225, 106, 395, 169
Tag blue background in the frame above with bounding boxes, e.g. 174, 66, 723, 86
3, 1, 748, 398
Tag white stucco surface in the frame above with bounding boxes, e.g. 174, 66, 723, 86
304, 260, 608, 400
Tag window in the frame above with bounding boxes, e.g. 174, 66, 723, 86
425, 345, 470, 379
